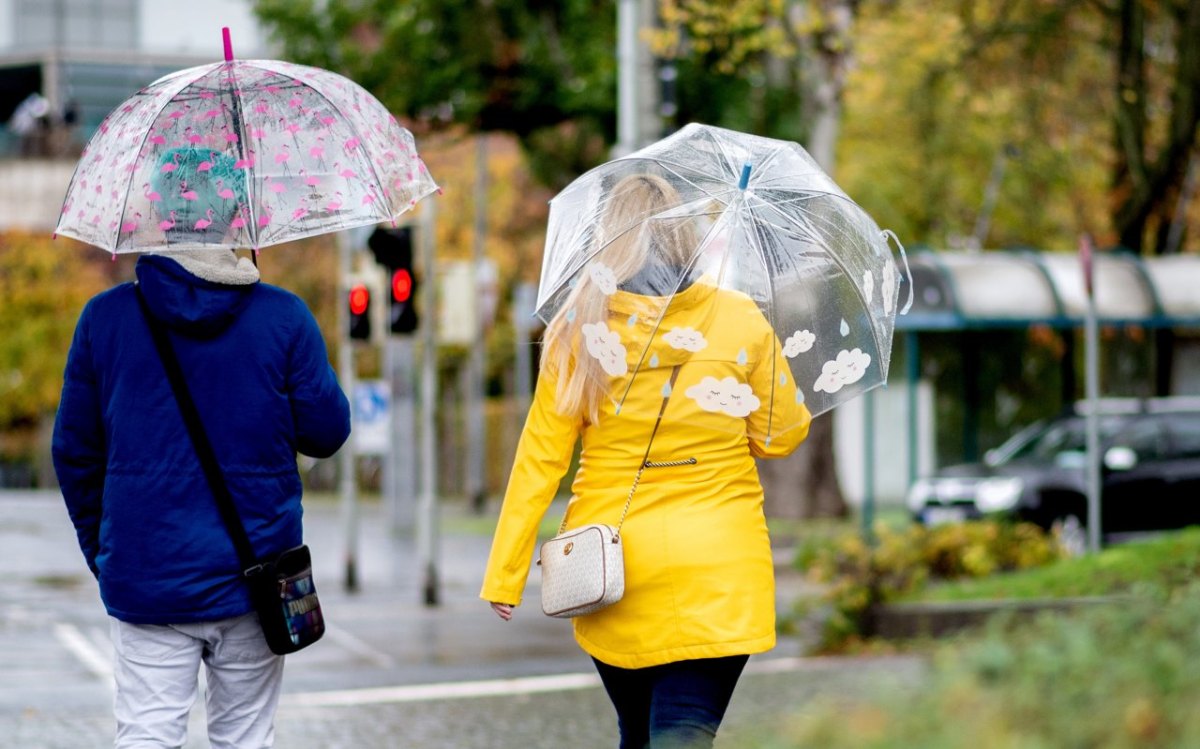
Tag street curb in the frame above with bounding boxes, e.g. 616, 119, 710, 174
867, 595, 1128, 639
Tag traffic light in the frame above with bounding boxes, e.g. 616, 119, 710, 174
348, 282, 371, 340
369, 227, 419, 335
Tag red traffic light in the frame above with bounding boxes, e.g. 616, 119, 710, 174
391, 269, 413, 303
348, 284, 370, 316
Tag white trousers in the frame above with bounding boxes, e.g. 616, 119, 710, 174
109, 613, 285, 749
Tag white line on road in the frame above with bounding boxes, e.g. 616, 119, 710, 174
281, 672, 602, 708
53, 622, 113, 682
279, 655, 840, 708
322, 623, 398, 669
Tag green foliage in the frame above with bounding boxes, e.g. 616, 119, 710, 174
0, 234, 110, 447
803, 520, 1059, 648
252, 0, 617, 148
921, 527, 1200, 603
771, 582, 1200, 748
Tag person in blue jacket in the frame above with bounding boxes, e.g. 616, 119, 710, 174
52, 247, 350, 749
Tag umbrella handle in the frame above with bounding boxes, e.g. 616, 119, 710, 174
882, 229, 914, 315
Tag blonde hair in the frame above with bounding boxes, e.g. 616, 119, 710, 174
542, 173, 695, 421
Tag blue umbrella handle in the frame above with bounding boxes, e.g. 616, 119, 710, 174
738, 162, 752, 190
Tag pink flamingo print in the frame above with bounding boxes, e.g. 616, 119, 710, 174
361, 192, 376, 206
143, 183, 162, 202
201, 107, 222, 120
257, 212, 272, 228
265, 175, 287, 194
196, 151, 219, 172
230, 205, 248, 230
120, 212, 141, 234
325, 193, 344, 212
158, 210, 176, 231
274, 145, 291, 165
215, 178, 236, 200
148, 132, 167, 146
335, 163, 357, 179
224, 130, 239, 143
180, 181, 199, 201
308, 143, 325, 160
234, 155, 255, 169
160, 152, 182, 174
300, 169, 319, 187
288, 96, 303, 108
291, 206, 309, 221
283, 122, 301, 136
193, 208, 215, 231
249, 126, 267, 139
254, 103, 270, 115
344, 136, 361, 151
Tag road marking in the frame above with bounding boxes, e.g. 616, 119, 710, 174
322, 623, 398, 669
279, 655, 840, 708
281, 671, 602, 707
53, 623, 113, 682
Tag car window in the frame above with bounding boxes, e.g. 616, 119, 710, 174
1162, 412, 1200, 458
1001, 415, 1127, 463
1111, 417, 1169, 461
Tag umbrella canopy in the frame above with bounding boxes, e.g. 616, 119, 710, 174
55, 36, 437, 253
537, 123, 911, 432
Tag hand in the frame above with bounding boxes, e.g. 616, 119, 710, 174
489, 602, 513, 621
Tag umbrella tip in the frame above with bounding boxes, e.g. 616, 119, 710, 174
222, 27, 234, 62
738, 162, 752, 190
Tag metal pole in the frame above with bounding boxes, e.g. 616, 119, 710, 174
416, 201, 441, 605
386, 336, 417, 534
336, 233, 359, 592
862, 389, 876, 544
1081, 235, 1102, 554
467, 136, 488, 513
906, 331, 920, 488
513, 283, 536, 416
616, 0, 638, 156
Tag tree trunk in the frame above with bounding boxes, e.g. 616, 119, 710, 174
760, 0, 857, 521
1112, 0, 1200, 253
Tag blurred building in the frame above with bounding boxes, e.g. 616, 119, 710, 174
0, 0, 269, 230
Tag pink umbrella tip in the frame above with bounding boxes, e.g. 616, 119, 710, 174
222, 27, 233, 62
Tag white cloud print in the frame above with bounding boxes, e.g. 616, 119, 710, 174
813, 348, 872, 394
581, 322, 628, 376
862, 270, 875, 304
662, 327, 708, 352
881, 259, 898, 315
587, 263, 618, 295
685, 376, 761, 417
783, 330, 816, 358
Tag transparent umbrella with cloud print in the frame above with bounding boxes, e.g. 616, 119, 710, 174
54, 28, 438, 255
535, 123, 912, 441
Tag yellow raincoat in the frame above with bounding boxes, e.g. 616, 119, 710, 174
481, 279, 812, 669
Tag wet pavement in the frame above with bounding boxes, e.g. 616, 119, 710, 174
0, 490, 924, 748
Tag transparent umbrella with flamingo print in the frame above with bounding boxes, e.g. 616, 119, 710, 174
54, 28, 438, 254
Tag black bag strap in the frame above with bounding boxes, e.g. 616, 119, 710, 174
135, 285, 262, 576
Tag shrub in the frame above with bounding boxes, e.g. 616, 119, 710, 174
802, 520, 1059, 649
775, 583, 1200, 748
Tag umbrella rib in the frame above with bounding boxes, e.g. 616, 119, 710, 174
757, 198, 887, 369
298, 72, 391, 224
221, 61, 258, 249
633, 157, 738, 201
739, 202, 782, 441
112, 69, 215, 252
697, 127, 741, 185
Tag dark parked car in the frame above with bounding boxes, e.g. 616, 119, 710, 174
907, 398, 1200, 553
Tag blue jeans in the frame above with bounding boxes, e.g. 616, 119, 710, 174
592, 655, 749, 749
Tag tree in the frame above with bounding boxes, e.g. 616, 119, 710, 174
653, 0, 865, 518
253, 0, 618, 188
0, 233, 110, 466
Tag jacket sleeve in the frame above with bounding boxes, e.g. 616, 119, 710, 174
287, 302, 351, 459
746, 325, 812, 458
480, 364, 582, 606
51, 305, 106, 577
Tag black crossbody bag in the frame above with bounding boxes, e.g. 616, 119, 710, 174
137, 286, 325, 655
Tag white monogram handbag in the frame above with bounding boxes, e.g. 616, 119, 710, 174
538, 523, 625, 618
537, 366, 693, 619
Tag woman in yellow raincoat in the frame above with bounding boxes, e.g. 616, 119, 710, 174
482, 173, 812, 748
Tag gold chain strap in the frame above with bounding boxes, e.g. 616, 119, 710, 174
557, 365, 694, 537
